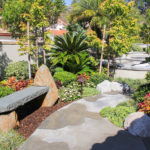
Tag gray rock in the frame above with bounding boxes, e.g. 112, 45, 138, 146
96, 80, 123, 94
124, 112, 150, 137
0, 86, 49, 113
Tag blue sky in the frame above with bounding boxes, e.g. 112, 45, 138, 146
65, 0, 72, 6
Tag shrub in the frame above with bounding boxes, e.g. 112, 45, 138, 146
5, 61, 36, 80
85, 81, 96, 88
55, 67, 64, 72
146, 72, 150, 80
0, 86, 14, 98
100, 106, 136, 127
0, 130, 25, 150
82, 87, 100, 97
88, 72, 110, 86
117, 99, 138, 110
54, 71, 77, 86
132, 83, 150, 103
114, 78, 147, 90
59, 86, 81, 102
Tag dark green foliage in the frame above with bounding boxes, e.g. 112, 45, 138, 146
146, 72, 150, 80
0, 86, 14, 98
54, 71, 77, 86
132, 83, 150, 102
145, 57, 150, 62
50, 31, 95, 74
5, 61, 36, 80
88, 72, 110, 85
100, 106, 136, 127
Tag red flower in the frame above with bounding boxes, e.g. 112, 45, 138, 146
145, 93, 150, 99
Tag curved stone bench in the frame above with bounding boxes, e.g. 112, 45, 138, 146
0, 86, 49, 132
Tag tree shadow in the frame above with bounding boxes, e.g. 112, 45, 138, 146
0, 42, 11, 80
90, 116, 150, 150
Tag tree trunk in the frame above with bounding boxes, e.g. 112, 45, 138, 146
99, 25, 106, 74
107, 53, 110, 77
35, 28, 39, 69
112, 53, 116, 76
42, 27, 46, 65
27, 21, 31, 79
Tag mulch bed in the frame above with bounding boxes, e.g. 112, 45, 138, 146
16, 101, 71, 138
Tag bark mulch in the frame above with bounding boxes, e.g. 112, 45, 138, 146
16, 101, 71, 138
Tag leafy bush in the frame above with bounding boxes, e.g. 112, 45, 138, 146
54, 71, 77, 86
59, 86, 81, 102
132, 83, 150, 103
55, 67, 64, 72
88, 72, 110, 85
85, 81, 96, 88
0, 130, 25, 150
0, 86, 14, 98
146, 72, 150, 80
5, 61, 36, 80
145, 57, 150, 63
114, 78, 147, 90
117, 99, 138, 110
100, 106, 136, 127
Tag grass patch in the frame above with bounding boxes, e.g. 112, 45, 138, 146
82, 87, 100, 98
0, 130, 25, 150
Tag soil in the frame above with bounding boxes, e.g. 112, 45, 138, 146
16, 101, 71, 138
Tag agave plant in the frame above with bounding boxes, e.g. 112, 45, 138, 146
50, 31, 95, 73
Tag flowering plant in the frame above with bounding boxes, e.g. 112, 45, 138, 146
139, 93, 150, 115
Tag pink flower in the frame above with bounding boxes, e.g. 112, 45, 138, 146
139, 102, 144, 109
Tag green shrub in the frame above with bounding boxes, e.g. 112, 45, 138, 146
55, 67, 64, 72
117, 99, 138, 110
146, 72, 150, 80
100, 106, 136, 127
0, 130, 25, 150
132, 83, 150, 103
0, 86, 14, 98
145, 57, 150, 63
54, 71, 77, 86
88, 72, 110, 86
5, 61, 36, 80
114, 78, 147, 90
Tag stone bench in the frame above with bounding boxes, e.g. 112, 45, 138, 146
0, 86, 49, 132
0, 65, 58, 132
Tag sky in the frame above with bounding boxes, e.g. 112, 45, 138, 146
65, 0, 72, 6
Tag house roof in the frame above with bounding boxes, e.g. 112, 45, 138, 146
50, 29, 67, 36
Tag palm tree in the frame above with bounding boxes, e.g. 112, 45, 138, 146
50, 31, 94, 73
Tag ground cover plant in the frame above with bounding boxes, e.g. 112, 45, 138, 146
0, 86, 15, 98
114, 78, 147, 90
0, 130, 25, 150
100, 103, 136, 127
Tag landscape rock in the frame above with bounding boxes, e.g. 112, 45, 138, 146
124, 112, 150, 137
96, 80, 123, 94
34, 65, 58, 107
0, 111, 18, 132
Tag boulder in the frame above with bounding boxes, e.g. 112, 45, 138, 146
34, 65, 58, 107
124, 112, 150, 137
0, 111, 18, 132
96, 80, 123, 94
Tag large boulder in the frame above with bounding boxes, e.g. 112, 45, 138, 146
96, 80, 123, 94
34, 65, 58, 107
124, 112, 150, 137
0, 111, 18, 132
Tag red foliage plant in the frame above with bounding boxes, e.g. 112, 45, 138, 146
77, 73, 90, 84
139, 93, 150, 115
55, 80, 63, 89
3, 76, 33, 91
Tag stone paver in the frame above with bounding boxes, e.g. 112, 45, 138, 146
19, 94, 147, 150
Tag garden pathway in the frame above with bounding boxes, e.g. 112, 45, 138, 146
19, 93, 148, 150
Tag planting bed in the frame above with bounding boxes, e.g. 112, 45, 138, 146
16, 101, 71, 138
